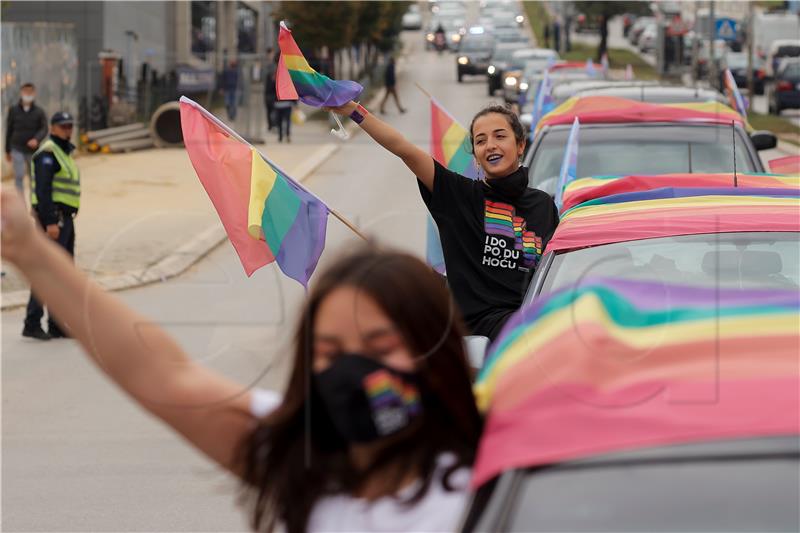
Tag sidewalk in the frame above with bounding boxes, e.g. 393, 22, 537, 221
0, 117, 344, 310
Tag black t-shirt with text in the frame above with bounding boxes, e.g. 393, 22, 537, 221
419, 161, 559, 337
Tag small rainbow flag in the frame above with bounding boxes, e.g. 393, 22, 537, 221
472, 277, 800, 487
426, 97, 479, 273
180, 96, 328, 286
723, 68, 748, 118
554, 117, 580, 210
276, 21, 363, 107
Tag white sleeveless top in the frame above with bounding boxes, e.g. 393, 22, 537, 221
249, 389, 473, 532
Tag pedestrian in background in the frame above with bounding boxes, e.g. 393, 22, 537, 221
379, 56, 406, 115
4, 83, 48, 195
263, 47, 277, 132
22, 111, 80, 341
274, 98, 294, 143
221, 59, 240, 121
0, 200, 483, 533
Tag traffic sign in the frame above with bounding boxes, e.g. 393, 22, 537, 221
715, 18, 739, 42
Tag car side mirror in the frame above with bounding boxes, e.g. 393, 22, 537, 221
463, 335, 490, 370
750, 130, 778, 151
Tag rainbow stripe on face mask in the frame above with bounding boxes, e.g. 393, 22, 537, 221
363, 369, 421, 415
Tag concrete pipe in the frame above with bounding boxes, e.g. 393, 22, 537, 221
149, 101, 183, 147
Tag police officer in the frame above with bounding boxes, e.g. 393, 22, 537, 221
22, 111, 80, 340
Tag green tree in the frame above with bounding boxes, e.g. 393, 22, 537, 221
572, 1, 650, 61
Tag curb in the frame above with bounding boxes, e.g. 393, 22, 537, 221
2, 141, 341, 310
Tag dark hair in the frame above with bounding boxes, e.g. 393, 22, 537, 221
238, 246, 482, 533
468, 103, 525, 152
21, 83, 35, 90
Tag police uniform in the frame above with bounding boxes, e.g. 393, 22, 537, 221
23, 112, 80, 339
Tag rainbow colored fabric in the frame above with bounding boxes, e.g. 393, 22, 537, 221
426, 98, 479, 273
769, 155, 800, 175
535, 96, 745, 133
724, 68, 748, 117
545, 174, 800, 254
180, 97, 328, 286
276, 22, 362, 107
471, 277, 800, 487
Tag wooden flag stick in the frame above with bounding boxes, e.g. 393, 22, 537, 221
179, 96, 368, 242
414, 82, 433, 99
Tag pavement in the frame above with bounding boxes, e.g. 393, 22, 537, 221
0, 102, 374, 310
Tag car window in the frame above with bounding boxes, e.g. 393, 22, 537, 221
461, 38, 494, 52
540, 232, 799, 294
775, 45, 800, 57
529, 125, 755, 194
781, 62, 800, 77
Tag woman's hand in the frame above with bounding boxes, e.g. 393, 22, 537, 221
1, 188, 40, 268
324, 101, 357, 116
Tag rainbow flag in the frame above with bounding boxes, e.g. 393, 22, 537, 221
769, 155, 800, 174
554, 117, 579, 210
180, 96, 329, 286
276, 22, 362, 107
472, 277, 800, 487
426, 98, 479, 273
723, 68, 748, 118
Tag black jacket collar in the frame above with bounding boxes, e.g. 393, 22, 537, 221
50, 134, 75, 155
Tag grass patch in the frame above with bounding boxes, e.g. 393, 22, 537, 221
522, 1, 548, 46
747, 111, 800, 144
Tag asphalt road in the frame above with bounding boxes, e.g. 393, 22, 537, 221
1, 30, 493, 532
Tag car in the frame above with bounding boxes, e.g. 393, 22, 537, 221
720, 51, 766, 95
425, 17, 467, 51
766, 39, 800, 77
487, 43, 531, 96
461, 173, 800, 531
524, 97, 775, 195
500, 49, 560, 102
628, 16, 655, 45
638, 23, 658, 52
401, 5, 423, 30
456, 34, 496, 82
767, 57, 800, 114
493, 27, 530, 45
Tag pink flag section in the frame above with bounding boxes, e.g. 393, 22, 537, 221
179, 102, 274, 276
769, 155, 800, 174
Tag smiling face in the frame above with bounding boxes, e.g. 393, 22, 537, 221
312, 286, 416, 374
471, 112, 526, 179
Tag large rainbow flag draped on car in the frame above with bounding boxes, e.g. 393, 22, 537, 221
471, 277, 800, 487
276, 21, 363, 106
426, 98, 480, 273
179, 96, 328, 286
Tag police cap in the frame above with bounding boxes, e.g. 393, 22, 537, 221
50, 111, 74, 125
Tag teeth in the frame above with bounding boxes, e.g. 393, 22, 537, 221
487, 154, 501, 161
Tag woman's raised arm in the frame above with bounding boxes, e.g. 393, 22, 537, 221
328, 101, 435, 191
1, 189, 257, 474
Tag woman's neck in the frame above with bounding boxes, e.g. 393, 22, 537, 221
485, 164, 521, 180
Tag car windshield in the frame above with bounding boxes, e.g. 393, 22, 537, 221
782, 62, 800, 77
522, 58, 553, 76
493, 46, 526, 63
462, 38, 494, 52
775, 45, 800, 57
539, 232, 799, 295
528, 125, 755, 194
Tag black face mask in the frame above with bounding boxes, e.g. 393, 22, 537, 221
313, 354, 423, 444
484, 165, 528, 200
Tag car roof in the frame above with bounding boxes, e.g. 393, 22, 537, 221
575, 85, 728, 104
511, 47, 557, 58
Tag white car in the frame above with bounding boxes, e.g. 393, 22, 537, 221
402, 6, 423, 30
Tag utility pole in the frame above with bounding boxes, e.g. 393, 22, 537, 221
691, 1, 699, 84
746, 1, 755, 102
708, 0, 716, 89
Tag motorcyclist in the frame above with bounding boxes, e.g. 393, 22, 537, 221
434, 24, 446, 53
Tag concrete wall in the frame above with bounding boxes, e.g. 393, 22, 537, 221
103, 2, 171, 79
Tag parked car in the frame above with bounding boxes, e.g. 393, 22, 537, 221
766, 39, 800, 77
768, 57, 800, 114
720, 51, 767, 94
572, 85, 728, 105
462, 173, 800, 532
628, 16, 655, 46
457, 33, 496, 82
401, 4, 423, 30
638, 23, 658, 52
487, 43, 531, 96
524, 98, 775, 194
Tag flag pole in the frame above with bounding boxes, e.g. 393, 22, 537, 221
179, 96, 368, 241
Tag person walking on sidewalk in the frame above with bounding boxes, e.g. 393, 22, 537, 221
379, 57, 406, 115
5, 83, 48, 195
221, 59, 240, 121
22, 111, 80, 341
263, 47, 277, 132
274, 99, 295, 143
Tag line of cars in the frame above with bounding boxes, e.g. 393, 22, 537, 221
458, 72, 798, 529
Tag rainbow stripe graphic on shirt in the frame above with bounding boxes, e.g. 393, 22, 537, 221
485, 200, 542, 268
363, 369, 421, 415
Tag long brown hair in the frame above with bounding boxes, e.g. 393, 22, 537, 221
238, 246, 482, 533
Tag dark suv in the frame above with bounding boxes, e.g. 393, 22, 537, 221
457, 34, 495, 82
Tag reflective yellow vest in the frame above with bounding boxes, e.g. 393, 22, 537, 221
31, 138, 80, 209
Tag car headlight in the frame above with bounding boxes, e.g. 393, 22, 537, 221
504, 76, 517, 86
519, 82, 529, 91
516, 15, 524, 23
487, 65, 496, 74
452, 34, 461, 42
427, 33, 434, 42
458, 56, 469, 65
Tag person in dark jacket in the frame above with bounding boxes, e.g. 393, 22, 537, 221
221, 60, 240, 121
263, 48, 277, 132
5, 83, 48, 194
379, 57, 406, 115
22, 111, 80, 341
